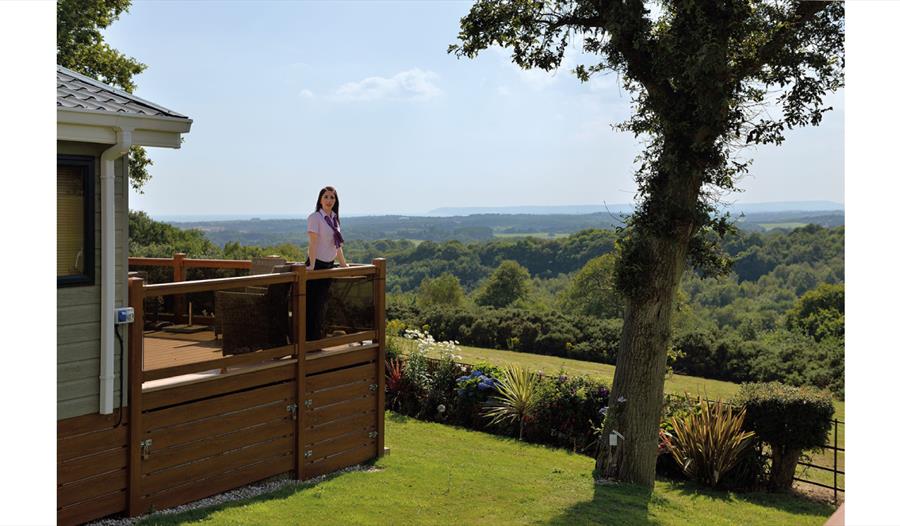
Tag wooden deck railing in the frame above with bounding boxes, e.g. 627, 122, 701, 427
125, 256, 386, 516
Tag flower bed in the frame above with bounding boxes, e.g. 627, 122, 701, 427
386, 329, 610, 454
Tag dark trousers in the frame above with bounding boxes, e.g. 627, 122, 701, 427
306, 259, 335, 341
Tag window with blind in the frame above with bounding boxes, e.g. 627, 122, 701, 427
57, 156, 95, 286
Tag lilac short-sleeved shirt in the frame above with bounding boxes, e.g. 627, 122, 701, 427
307, 210, 341, 262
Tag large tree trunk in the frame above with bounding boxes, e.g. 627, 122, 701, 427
594, 179, 698, 487
769, 446, 803, 491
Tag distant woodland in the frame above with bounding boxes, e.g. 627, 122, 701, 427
169, 210, 844, 245
131, 211, 844, 398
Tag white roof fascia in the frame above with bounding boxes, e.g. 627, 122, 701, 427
57, 107, 191, 148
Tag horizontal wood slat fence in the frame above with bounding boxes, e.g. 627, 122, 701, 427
57, 256, 386, 525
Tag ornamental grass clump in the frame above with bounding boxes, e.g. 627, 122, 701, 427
483, 365, 540, 440
665, 397, 756, 488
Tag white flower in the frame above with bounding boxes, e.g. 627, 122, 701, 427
617, 396, 627, 403
437, 404, 446, 413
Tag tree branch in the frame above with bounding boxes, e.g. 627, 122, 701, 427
732, 1, 831, 81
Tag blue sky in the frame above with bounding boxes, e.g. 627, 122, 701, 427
105, 0, 844, 217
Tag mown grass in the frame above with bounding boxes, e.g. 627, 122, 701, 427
402, 340, 844, 492
137, 414, 832, 525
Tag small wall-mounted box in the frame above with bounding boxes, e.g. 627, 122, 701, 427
115, 307, 135, 325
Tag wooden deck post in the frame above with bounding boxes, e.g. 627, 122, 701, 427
172, 252, 187, 323
127, 276, 145, 516
373, 258, 387, 456
291, 263, 307, 480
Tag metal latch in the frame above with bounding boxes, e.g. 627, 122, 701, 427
368, 431, 379, 439
287, 403, 298, 420
304, 450, 313, 458
140, 439, 153, 460
368, 383, 378, 392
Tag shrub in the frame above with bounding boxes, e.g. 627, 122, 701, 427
733, 382, 835, 490
530, 373, 610, 453
483, 365, 541, 439
417, 272, 466, 308
453, 368, 499, 428
664, 398, 756, 488
402, 328, 463, 420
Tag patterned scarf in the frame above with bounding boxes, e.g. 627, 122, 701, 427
322, 212, 344, 249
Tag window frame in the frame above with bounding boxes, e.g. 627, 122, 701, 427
57, 155, 96, 287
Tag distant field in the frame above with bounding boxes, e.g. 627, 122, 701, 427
493, 232, 569, 239
760, 222, 808, 231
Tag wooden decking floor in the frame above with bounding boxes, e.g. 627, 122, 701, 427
143, 330, 223, 372
142, 330, 372, 373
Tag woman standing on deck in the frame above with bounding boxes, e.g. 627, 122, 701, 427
306, 186, 348, 341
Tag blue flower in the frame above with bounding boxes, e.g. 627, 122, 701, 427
477, 382, 492, 391
456, 375, 471, 383
472, 370, 483, 377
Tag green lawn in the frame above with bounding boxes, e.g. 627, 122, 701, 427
137, 414, 832, 525
404, 340, 845, 493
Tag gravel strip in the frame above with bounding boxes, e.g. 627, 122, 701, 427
87, 465, 382, 525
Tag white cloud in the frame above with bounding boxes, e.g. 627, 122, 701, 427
334, 69, 442, 102
299, 89, 314, 99
518, 67, 561, 90
517, 54, 575, 91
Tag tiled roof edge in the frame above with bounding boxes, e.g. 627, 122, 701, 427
57, 64, 189, 119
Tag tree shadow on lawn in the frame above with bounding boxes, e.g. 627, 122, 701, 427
545, 482, 660, 526
665, 479, 833, 518
387, 412, 411, 424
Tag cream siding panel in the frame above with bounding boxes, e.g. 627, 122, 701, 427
58, 396, 100, 420
58, 358, 122, 382
57, 142, 130, 419
57, 304, 100, 326
58, 340, 104, 364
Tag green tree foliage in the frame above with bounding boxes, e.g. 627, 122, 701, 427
128, 211, 219, 257
475, 260, 532, 308
418, 273, 466, 309
561, 253, 623, 319
57, 0, 153, 191
130, 209, 845, 400
786, 283, 844, 341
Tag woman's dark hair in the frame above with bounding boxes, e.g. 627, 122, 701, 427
314, 186, 340, 224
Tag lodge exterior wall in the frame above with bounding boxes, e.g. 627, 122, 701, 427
57, 140, 129, 420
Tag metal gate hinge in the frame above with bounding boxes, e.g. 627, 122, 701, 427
287, 403, 298, 420
304, 399, 313, 408
368, 383, 378, 392
140, 439, 153, 460
304, 450, 313, 458
368, 431, 379, 439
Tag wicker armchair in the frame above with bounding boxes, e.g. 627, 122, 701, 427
215, 282, 292, 356
213, 257, 289, 339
